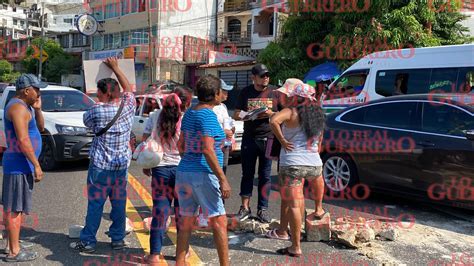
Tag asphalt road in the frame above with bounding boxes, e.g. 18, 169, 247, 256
0, 156, 473, 265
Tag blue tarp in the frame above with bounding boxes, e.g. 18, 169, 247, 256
303, 62, 341, 83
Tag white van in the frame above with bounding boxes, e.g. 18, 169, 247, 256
0, 85, 96, 170
321, 44, 474, 113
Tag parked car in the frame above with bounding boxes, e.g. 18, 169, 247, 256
322, 94, 474, 209
0, 85, 96, 170
133, 93, 164, 142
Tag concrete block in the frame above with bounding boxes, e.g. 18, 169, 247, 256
305, 212, 331, 242
254, 224, 268, 235
68, 225, 84, 239
377, 227, 399, 241
333, 228, 358, 248
356, 227, 375, 243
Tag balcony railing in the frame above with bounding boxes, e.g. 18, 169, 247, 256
224, 1, 252, 12
218, 31, 251, 44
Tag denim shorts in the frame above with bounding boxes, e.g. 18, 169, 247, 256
175, 171, 226, 218
278, 165, 323, 187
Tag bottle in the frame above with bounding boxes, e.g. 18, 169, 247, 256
223, 117, 234, 147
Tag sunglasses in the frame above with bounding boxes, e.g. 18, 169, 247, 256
259, 73, 270, 78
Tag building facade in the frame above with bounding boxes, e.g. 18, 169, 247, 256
86, 0, 218, 93
0, 1, 85, 70
212, 0, 288, 88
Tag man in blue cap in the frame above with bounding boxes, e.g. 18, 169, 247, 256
2, 74, 46, 262
215, 79, 235, 174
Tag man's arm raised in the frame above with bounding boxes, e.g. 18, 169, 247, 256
104, 57, 132, 93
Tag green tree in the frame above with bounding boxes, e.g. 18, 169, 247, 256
0, 59, 20, 83
259, 0, 474, 83
22, 38, 81, 83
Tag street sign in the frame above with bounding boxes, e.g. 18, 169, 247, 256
32, 45, 48, 63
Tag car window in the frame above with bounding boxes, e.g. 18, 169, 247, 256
340, 107, 366, 123
341, 102, 417, 130
325, 71, 368, 101
142, 97, 160, 117
135, 97, 144, 116
5, 91, 15, 105
429, 68, 459, 93
422, 103, 474, 136
376, 69, 432, 96
0, 84, 8, 93
458, 67, 474, 93
41, 90, 95, 112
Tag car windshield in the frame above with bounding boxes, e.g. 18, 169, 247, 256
42, 90, 95, 112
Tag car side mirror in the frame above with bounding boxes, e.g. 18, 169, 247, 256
466, 130, 474, 141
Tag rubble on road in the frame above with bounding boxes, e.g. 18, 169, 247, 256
305, 211, 331, 242
331, 216, 400, 248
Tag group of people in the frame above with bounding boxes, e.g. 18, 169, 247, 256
1, 58, 327, 264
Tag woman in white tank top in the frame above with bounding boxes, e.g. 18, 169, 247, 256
266, 79, 326, 257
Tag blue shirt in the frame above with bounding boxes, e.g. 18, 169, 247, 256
2, 99, 42, 174
83, 92, 136, 170
178, 108, 225, 173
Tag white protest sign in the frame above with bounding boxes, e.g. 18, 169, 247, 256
83, 59, 136, 94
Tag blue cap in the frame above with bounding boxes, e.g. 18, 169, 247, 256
220, 79, 233, 91
15, 74, 48, 90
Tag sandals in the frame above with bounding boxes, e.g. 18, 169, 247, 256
313, 210, 328, 220
144, 254, 163, 264
265, 228, 290, 240
4, 250, 38, 262
276, 247, 302, 257
2, 240, 35, 255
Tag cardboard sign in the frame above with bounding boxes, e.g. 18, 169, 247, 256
83, 59, 136, 93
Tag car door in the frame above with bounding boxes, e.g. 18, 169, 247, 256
133, 95, 162, 143
411, 102, 474, 204
133, 96, 145, 142
338, 101, 419, 191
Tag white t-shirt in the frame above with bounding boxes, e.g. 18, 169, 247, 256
213, 103, 231, 129
144, 110, 181, 167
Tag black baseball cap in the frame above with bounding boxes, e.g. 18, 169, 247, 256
251, 63, 269, 76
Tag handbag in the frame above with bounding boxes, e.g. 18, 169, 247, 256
265, 135, 281, 161
132, 112, 163, 168
265, 128, 299, 161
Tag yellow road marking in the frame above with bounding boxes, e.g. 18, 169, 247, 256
128, 173, 203, 265
126, 198, 168, 265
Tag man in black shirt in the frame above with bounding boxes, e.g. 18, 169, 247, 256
233, 63, 278, 223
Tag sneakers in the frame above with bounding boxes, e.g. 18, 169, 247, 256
111, 240, 127, 250
69, 241, 96, 253
257, 209, 271, 224
237, 206, 251, 222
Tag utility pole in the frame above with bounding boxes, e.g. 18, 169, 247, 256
24, 8, 30, 46
38, 1, 45, 80
215, 0, 218, 44
147, 0, 154, 85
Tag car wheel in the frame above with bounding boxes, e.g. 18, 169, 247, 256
322, 153, 359, 192
39, 138, 57, 171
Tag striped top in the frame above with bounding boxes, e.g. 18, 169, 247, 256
178, 108, 225, 173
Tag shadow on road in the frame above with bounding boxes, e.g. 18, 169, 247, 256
0, 228, 146, 265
